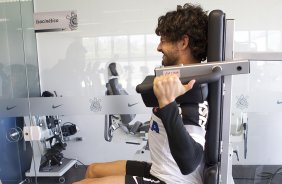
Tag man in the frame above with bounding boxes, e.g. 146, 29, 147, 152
74, 3, 208, 184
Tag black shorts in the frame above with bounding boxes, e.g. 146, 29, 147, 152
125, 160, 165, 184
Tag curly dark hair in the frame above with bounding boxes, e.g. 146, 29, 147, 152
155, 3, 208, 61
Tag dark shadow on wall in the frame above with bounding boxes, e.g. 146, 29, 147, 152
41, 40, 104, 97
0, 63, 40, 98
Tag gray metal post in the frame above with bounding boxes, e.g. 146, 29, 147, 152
219, 19, 235, 184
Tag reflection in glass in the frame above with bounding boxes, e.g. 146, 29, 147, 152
129, 35, 145, 58
97, 36, 112, 59
39, 34, 162, 97
231, 61, 282, 183
268, 31, 281, 51
113, 35, 128, 59
235, 30, 282, 52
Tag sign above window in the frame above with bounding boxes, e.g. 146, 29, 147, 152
34, 10, 78, 32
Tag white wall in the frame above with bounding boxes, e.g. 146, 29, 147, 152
34, 0, 282, 165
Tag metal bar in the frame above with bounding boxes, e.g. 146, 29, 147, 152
220, 19, 235, 184
235, 52, 282, 61
154, 60, 249, 77
220, 76, 233, 184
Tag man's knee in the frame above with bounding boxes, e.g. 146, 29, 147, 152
85, 163, 98, 178
85, 160, 127, 178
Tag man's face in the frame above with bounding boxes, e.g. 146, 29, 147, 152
157, 36, 180, 66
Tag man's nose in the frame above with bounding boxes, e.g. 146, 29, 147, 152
157, 43, 162, 52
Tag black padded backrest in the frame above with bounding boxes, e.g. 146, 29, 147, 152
205, 10, 225, 166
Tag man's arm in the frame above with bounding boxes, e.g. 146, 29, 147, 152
157, 101, 204, 175
153, 74, 203, 174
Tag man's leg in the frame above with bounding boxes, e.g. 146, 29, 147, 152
73, 176, 125, 184
85, 160, 126, 178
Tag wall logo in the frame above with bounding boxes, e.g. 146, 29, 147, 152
128, 102, 138, 107
52, 104, 63, 109
6, 105, 16, 111
236, 94, 249, 110
66, 11, 78, 30
90, 97, 102, 112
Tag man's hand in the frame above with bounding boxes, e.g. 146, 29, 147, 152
153, 74, 195, 108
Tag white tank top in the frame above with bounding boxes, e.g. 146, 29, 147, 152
149, 112, 205, 184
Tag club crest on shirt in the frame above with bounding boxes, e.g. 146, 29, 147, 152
151, 121, 159, 133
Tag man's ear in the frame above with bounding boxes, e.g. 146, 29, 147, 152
178, 35, 189, 50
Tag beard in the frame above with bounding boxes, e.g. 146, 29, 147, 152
161, 52, 178, 66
